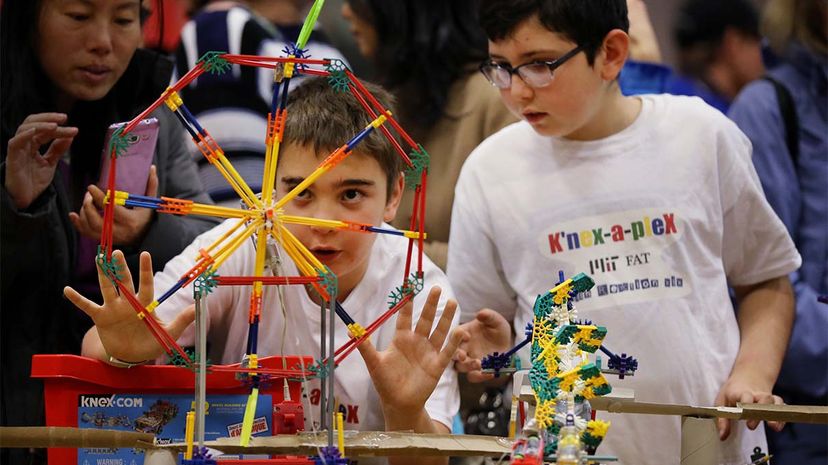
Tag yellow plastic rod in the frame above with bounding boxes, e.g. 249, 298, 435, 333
239, 388, 259, 446
184, 411, 195, 459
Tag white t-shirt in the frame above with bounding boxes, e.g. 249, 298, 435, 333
448, 95, 801, 465
154, 220, 460, 432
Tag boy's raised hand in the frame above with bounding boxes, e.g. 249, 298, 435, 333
356, 286, 464, 430
453, 309, 512, 382
64, 250, 195, 363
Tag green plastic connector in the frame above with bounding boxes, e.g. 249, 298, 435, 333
307, 358, 330, 379
319, 266, 338, 300
198, 51, 231, 75
387, 273, 424, 308
325, 60, 350, 93
533, 293, 554, 319
107, 125, 129, 159
168, 347, 209, 368
570, 272, 595, 293
96, 246, 124, 285
194, 270, 218, 299
404, 145, 430, 190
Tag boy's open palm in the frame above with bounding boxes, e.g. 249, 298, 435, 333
356, 286, 464, 417
64, 250, 195, 362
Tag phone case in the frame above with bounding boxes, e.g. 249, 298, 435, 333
98, 118, 160, 195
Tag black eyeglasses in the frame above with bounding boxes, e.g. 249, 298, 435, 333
479, 44, 585, 89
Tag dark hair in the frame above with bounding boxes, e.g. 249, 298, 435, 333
345, 0, 489, 136
478, 0, 629, 64
283, 77, 402, 198
1, 0, 161, 179
674, 0, 760, 50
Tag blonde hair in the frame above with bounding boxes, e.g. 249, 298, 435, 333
762, 0, 827, 55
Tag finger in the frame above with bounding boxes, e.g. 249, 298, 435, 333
19, 124, 77, 149
446, 320, 470, 358
110, 250, 136, 295
454, 354, 483, 374
64, 286, 102, 320
741, 391, 760, 430
395, 294, 413, 332
429, 298, 458, 351
768, 395, 786, 432
437, 329, 466, 368
145, 165, 158, 197
95, 250, 122, 302
714, 389, 730, 440
165, 304, 196, 341
476, 308, 505, 329
466, 370, 496, 383
354, 334, 380, 372
20, 112, 69, 126
87, 184, 106, 208
453, 348, 468, 363
137, 252, 155, 304
717, 417, 731, 441
42, 136, 75, 164
80, 193, 104, 239
414, 286, 441, 337
7, 128, 38, 153
68, 212, 88, 237
16, 121, 56, 138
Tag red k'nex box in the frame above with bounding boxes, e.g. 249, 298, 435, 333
32, 354, 312, 464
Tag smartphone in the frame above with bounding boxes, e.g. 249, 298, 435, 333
98, 117, 160, 195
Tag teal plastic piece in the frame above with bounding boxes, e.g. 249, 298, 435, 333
570, 272, 595, 293
554, 324, 579, 345
404, 145, 430, 190
319, 266, 338, 300
96, 246, 124, 284
325, 60, 350, 93
533, 293, 554, 318
386, 273, 423, 308
308, 358, 330, 379
198, 51, 231, 75
194, 270, 218, 299
107, 125, 129, 159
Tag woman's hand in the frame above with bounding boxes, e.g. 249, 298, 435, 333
5, 113, 77, 209
69, 166, 158, 246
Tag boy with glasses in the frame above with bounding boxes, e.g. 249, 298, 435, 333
447, 1, 801, 463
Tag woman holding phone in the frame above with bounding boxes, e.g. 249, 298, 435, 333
0, 2, 218, 462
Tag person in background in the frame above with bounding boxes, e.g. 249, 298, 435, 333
0, 1, 218, 464
671, 0, 766, 112
619, 0, 766, 112
728, 0, 828, 463
175, 0, 348, 205
341, 0, 517, 270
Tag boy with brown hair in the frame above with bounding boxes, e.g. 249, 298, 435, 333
66, 77, 461, 465
448, 1, 801, 463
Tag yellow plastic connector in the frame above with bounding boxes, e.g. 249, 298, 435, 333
401, 230, 428, 240
138, 300, 160, 320
371, 114, 388, 129
348, 323, 366, 339
164, 89, 184, 112
284, 61, 296, 79
586, 419, 611, 438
